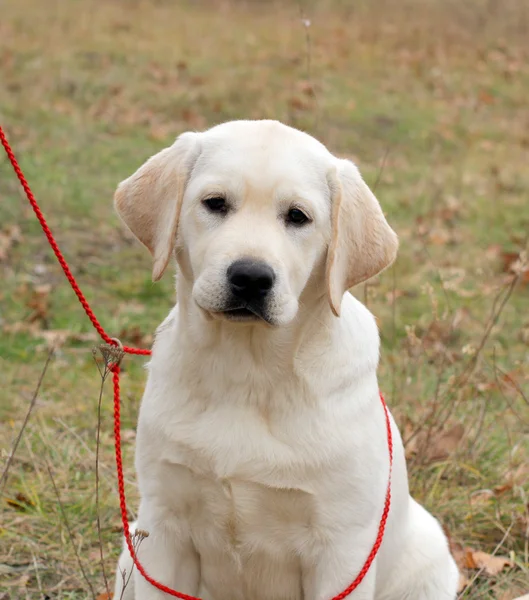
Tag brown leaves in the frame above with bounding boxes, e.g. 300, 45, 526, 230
288, 80, 319, 113
298, 80, 316, 97
448, 534, 515, 593
0, 224, 22, 262
501, 250, 529, 285
26, 283, 52, 326
465, 550, 514, 576
288, 96, 311, 111
181, 108, 206, 129
469, 462, 528, 509
415, 195, 463, 248
405, 422, 464, 464
118, 325, 153, 348
426, 424, 465, 462
5, 492, 34, 512
487, 245, 529, 286
445, 459, 527, 591
478, 89, 495, 106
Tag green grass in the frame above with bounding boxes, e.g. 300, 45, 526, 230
1, 0, 528, 598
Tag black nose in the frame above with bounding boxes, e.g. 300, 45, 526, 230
227, 259, 275, 302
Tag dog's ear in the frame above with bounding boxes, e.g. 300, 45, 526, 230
114, 132, 200, 281
326, 159, 398, 316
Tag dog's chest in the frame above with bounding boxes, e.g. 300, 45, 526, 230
139, 348, 368, 600
143, 394, 337, 600
156, 444, 314, 600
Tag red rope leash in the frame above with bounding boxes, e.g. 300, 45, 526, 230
1, 124, 393, 599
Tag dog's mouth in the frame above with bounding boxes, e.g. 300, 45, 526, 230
221, 306, 263, 322
215, 304, 271, 324
224, 307, 256, 319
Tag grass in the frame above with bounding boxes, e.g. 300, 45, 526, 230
1, 0, 528, 598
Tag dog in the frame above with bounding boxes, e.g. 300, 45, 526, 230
112, 120, 458, 600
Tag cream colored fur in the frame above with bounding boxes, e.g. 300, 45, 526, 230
112, 120, 458, 600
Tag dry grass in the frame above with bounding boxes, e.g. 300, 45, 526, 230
1, 0, 528, 598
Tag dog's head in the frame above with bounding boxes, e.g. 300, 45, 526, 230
114, 120, 398, 326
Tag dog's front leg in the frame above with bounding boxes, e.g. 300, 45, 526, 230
133, 503, 200, 600
301, 534, 377, 600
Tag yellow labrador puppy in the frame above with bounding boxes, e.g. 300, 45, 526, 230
113, 120, 458, 600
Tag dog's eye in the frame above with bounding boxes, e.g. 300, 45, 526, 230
203, 197, 228, 214
286, 208, 310, 226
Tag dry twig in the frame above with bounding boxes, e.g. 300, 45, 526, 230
0, 349, 54, 496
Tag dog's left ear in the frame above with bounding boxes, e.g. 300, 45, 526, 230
326, 159, 398, 316
114, 132, 200, 281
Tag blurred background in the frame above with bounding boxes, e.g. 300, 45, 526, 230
1, 1, 528, 598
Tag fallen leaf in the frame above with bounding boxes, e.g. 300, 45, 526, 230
26, 283, 52, 326
501, 251, 520, 272
500, 592, 529, 600
5, 493, 34, 512
486, 243, 502, 260
211, 100, 223, 113
428, 227, 452, 246
119, 326, 151, 347
464, 547, 478, 569
297, 80, 316, 97
493, 483, 513, 496
500, 250, 529, 284
470, 489, 495, 506
478, 89, 495, 105
415, 423, 465, 464
181, 108, 206, 128
469, 550, 513, 576
288, 97, 310, 111
0, 224, 22, 261
433, 424, 465, 459
96, 593, 113, 600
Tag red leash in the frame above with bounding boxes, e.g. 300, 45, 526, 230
1, 124, 393, 599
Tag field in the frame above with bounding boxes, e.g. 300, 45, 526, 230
1, 0, 528, 598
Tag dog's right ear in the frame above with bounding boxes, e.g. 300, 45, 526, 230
114, 132, 200, 281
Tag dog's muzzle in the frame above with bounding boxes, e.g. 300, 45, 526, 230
221, 258, 275, 322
